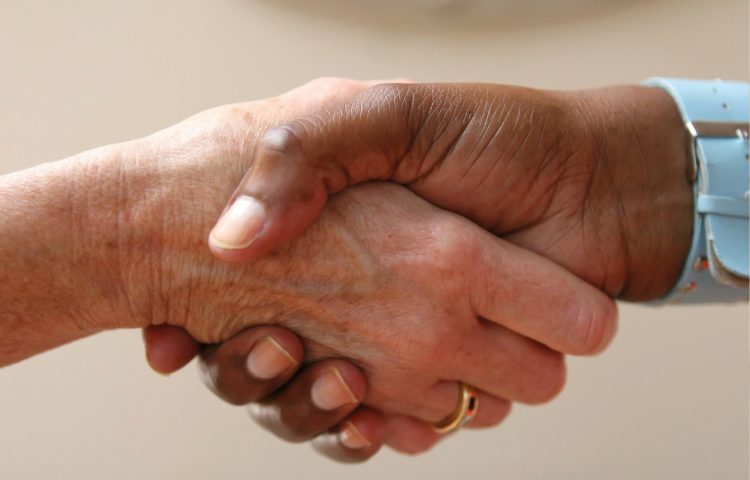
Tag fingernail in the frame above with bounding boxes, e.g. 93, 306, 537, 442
339, 421, 372, 450
246, 337, 297, 379
311, 368, 358, 411
209, 196, 265, 250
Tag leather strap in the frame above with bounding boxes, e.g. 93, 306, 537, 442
643, 78, 749, 304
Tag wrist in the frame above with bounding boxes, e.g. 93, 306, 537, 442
68, 109, 287, 338
574, 86, 694, 301
0, 148, 137, 364
66, 141, 157, 329
73, 135, 212, 332
95, 126, 258, 334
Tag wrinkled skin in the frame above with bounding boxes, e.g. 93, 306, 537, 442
3, 77, 690, 459
143, 78, 694, 459
92, 79, 619, 421
137, 77, 693, 459
216, 83, 693, 300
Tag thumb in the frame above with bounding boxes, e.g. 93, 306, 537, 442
208, 83, 444, 263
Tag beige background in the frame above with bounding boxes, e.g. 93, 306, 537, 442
0, 0, 748, 479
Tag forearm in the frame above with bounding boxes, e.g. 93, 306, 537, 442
0, 116, 363, 364
0, 145, 136, 365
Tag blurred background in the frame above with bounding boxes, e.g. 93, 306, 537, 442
0, 0, 747, 478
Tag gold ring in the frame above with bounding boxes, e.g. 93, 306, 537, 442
431, 383, 479, 434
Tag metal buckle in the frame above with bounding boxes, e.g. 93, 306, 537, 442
686, 121, 749, 139
685, 121, 750, 182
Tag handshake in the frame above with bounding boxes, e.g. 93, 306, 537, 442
0, 78, 697, 461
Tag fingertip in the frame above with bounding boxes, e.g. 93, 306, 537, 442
519, 349, 566, 405
326, 361, 367, 403
245, 336, 300, 381
310, 363, 365, 412
311, 408, 385, 463
207, 194, 328, 265
207, 195, 267, 263
142, 325, 200, 375
199, 326, 305, 405
594, 297, 619, 354
340, 409, 385, 449
246, 359, 368, 443
567, 293, 619, 356
248, 326, 305, 368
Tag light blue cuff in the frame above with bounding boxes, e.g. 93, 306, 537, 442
643, 78, 749, 304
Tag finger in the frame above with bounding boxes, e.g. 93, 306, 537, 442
428, 384, 511, 429
248, 359, 366, 442
311, 407, 385, 463
423, 383, 511, 429
142, 325, 201, 374
448, 324, 567, 404
369, 382, 511, 426
472, 234, 619, 356
466, 395, 512, 429
382, 394, 510, 457
383, 415, 444, 455
207, 83, 447, 263
383, 395, 509, 457
199, 326, 303, 405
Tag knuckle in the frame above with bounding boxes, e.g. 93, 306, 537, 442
257, 123, 304, 155
429, 218, 479, 272
411, 218, 481, 313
